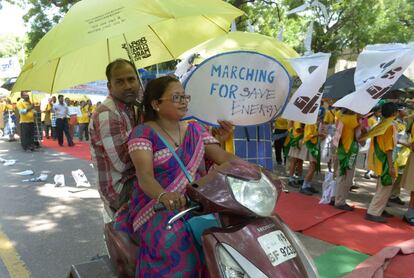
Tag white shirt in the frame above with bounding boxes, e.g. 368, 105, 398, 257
53, 103, 69, 119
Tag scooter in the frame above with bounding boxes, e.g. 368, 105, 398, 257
104, 160, 318, 277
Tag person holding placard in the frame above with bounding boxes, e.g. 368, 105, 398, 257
334, 109, 361, 211
365, 103, 398, 223
287, 121, 305, 187
400, 121, 414, 226
113, 76, 241, 277
300, 118, 325, 195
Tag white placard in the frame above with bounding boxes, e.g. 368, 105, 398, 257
183, 51, 291, 126
282, 53, 331, 124
334, 42, 414, 115
0, 57, 20, 78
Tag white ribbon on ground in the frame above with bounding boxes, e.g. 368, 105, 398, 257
333, 42, 414, 114
282, 53, 331, 124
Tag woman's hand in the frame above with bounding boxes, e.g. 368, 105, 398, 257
159, 192, 186, 211
214, 120, 234, 142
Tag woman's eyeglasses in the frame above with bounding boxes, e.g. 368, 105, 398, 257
159, 94, 191, 103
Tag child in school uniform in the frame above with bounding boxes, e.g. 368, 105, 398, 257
365, 103, 399, 223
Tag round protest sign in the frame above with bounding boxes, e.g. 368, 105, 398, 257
183, 51, 292, 126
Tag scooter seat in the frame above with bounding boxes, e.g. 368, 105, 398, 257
104, 223, 138, 278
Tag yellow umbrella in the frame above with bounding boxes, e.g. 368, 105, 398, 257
13, 0, 243, 93
179, 31, 299, 75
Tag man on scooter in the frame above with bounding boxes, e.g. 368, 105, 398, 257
90, 59, 141, 212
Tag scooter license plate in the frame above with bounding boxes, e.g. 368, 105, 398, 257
257, 230, 297, 267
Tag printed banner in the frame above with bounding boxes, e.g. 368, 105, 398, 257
0, 57, 20, 78
282, 53, 331, 124
333, 42, 414, 115
58, 80, 108, 96
183, 51, 292, 126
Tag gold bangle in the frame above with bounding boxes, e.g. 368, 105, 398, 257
157, 192, 167, 203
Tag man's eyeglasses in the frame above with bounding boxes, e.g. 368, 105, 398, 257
159, 94, 191, 103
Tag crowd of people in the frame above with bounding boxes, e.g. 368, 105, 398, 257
0, 93, 101, 151
1, 57, 412, 277
273, 99, 414, 224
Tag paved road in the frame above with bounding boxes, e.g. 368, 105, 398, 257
0, 139, 106, 278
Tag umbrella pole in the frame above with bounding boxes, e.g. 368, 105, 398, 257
122, 34, 145, 124
122, 34, 145, 96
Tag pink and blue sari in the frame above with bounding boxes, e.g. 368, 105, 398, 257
114, 121, 218, 278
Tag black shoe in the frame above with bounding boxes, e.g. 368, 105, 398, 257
334, 204, 354, 211
288, 180, 300, 188
365, 213, 387, 223
300, 188, 313, 196
308, 186, 319, 194
381, 211, 394, 218
349, 185, 360, 191
329, 199, 335, 206
68, 143, 75, 147
403, 215, 414, 226
295, 179, 304, 185
388, 197, 405, 205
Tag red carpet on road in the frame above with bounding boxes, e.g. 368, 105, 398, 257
303, 208, 414, 255
385, 253, 414, 278
275, 192, 346, 231
42, 138, 91, 161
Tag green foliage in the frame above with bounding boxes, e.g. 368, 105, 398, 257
227, 0, 414, 65
0, 34, 26, 65
2, 0, 79, 53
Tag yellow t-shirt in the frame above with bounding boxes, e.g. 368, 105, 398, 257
16, 101, 34, 123
274, 117, 288, 130
338, 113, 359, 153
323, 109, 336, 125
89, 105, 96, 113
304, 124, 318, 144
368, 116, 378, 127
373, 124, 396, 175
78, 106, 90, 124
5, 104, 14, 112
292, 121, 304, 137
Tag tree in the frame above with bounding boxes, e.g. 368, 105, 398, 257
227, 0, 414, 65
1, 0, 79, 52
0, 34, 26, 65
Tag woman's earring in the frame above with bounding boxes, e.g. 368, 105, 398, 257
155, 107, 160, 111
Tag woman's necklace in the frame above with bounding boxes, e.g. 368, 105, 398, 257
156, 122, 181, 147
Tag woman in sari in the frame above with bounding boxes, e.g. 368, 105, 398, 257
114, 76, 239, 277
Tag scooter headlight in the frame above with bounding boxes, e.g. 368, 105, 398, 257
217, 245, 248, 278
228, 173, 277, 217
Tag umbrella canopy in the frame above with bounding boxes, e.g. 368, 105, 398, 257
179, 31, 299, 75
13, 0, 243, 93
322, 67, 414, 99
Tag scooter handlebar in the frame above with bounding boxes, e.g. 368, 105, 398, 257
153, 202, 167, 212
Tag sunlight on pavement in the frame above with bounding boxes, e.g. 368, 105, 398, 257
0, 226, 31, 278
36, 183, 100, 199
